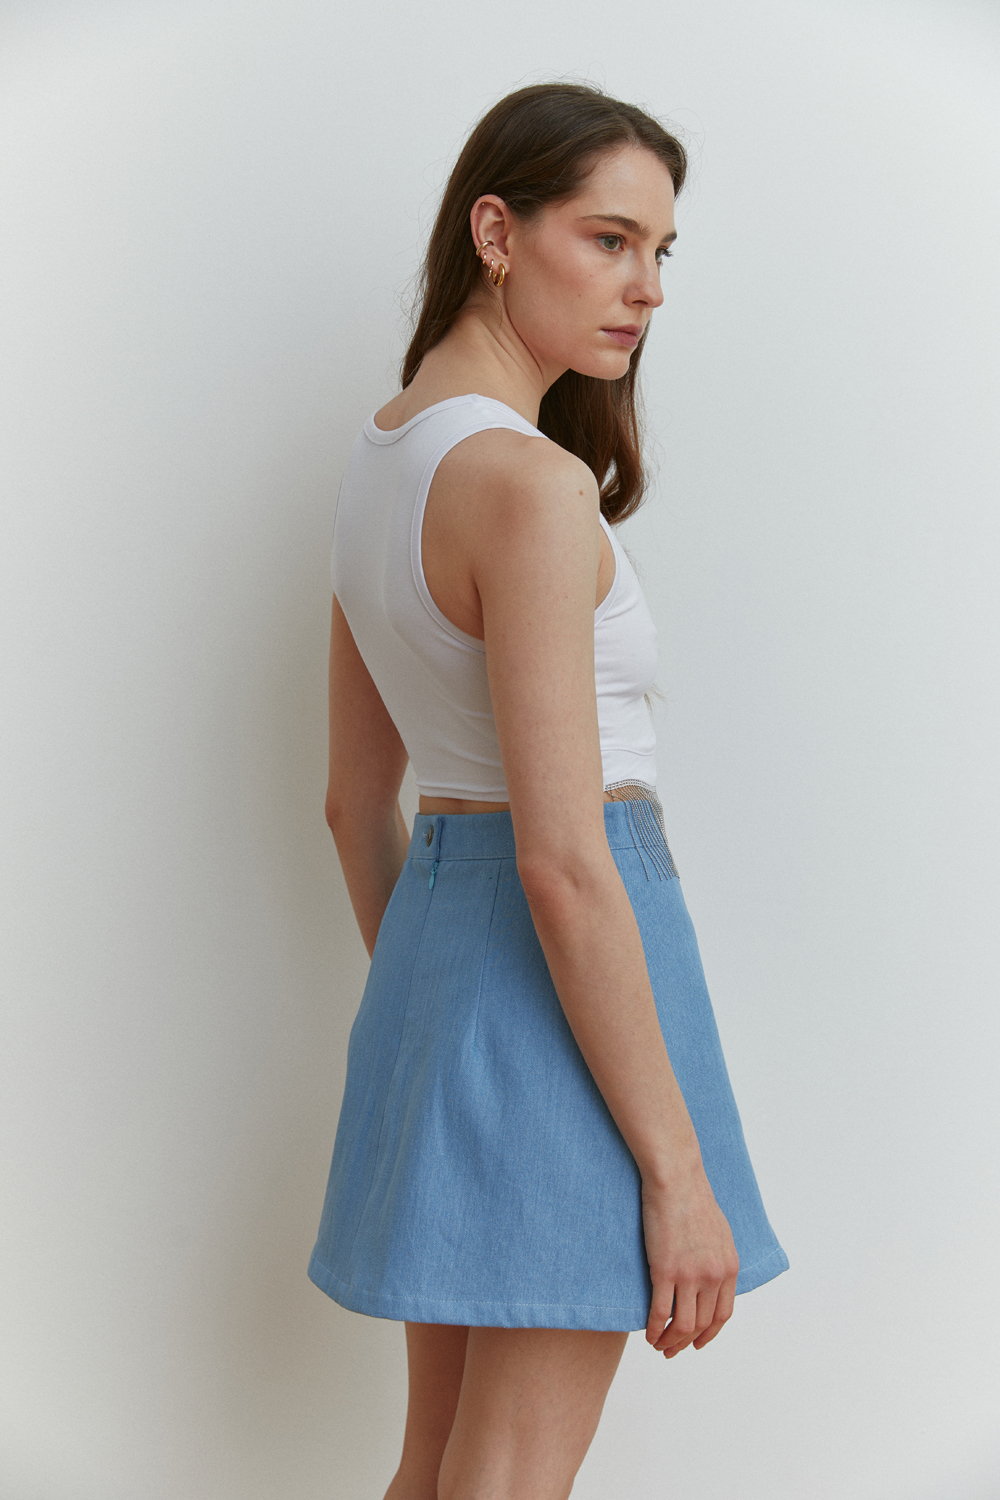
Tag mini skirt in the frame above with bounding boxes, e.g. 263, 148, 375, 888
308, 801, 788, 1330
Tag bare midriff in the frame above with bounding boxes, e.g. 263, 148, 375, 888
418, 794, 619, 816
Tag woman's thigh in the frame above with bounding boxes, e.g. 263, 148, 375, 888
437, 1326, 629, 1500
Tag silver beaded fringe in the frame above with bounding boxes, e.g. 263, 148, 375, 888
603, 779, 679, 882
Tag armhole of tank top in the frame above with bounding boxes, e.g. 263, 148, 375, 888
409, 420, 544, 654
329, 474, 345, 589
411, 427, 624, 640
595, 512, 622, 624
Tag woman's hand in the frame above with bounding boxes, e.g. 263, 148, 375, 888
641, 1166, 739, 1357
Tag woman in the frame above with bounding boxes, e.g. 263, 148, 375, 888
309, 82, 788, 1500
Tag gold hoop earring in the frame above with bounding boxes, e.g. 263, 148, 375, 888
477, 240, 506, 287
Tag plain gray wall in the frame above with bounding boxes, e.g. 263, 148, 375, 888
2, 0, 998, 1496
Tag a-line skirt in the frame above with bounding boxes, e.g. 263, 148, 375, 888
308, 801, 788, 1331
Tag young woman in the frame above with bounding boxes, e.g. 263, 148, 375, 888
309, 83, 788, 1500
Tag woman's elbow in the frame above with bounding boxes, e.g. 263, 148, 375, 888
326, 783, 400, 838
516, 849, 611, 920
325, 786, 356, 835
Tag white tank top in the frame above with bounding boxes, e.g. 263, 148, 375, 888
331, 394, 659, 801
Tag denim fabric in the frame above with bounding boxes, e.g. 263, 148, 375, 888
308, 803, 788, 1330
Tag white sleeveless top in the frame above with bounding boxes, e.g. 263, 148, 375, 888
331, 394, 659, 801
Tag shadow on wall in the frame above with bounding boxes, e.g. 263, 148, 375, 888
157, 449, 408, 1492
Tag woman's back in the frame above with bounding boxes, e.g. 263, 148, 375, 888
332, 392, 660, 802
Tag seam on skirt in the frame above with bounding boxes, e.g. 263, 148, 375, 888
309, 1255, 649, 1319
344, 873, 436, 1267
471, 859, 503, 1050
309, 1239, 789, 1320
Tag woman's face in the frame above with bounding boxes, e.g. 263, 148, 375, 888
495, 145, 677, 384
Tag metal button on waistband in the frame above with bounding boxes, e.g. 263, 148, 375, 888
424, 826, 433, 846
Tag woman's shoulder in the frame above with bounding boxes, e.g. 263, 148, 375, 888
372, 390, 595, 499
427, 423, 601, 588
440, 422, 598, 514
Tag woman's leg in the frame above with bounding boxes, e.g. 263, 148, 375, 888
384, 1323, 470, 1500
437, 1327, 629, 1500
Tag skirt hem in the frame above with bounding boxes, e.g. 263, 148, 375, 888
306, 1244, 789, 1331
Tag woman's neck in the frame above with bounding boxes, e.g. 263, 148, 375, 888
397, 306, 564, 428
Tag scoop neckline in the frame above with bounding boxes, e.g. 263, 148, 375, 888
364, 393, 537, 443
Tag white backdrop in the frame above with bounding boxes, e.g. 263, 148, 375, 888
2, 1, 999, 1496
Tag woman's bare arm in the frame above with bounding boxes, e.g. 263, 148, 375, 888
438, 430, 740, 1355
325, 594, 410, 958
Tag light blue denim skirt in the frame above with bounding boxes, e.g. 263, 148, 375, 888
308, 803, 788, 1330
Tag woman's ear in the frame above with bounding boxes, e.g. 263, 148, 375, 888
469, 195, 512, 273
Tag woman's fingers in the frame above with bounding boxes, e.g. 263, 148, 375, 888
653, 1282, 698, 1353
692, 1272, 737, 1351
650, 1269, 737, 1357
645, 1283, 676, 1347
691, 1284, 722, 1346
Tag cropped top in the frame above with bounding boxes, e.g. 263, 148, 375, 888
330, 394, 659, 801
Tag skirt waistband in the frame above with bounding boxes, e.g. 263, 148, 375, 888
409, 796, 678, 881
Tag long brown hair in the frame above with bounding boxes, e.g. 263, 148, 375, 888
401, 83, 687, 524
